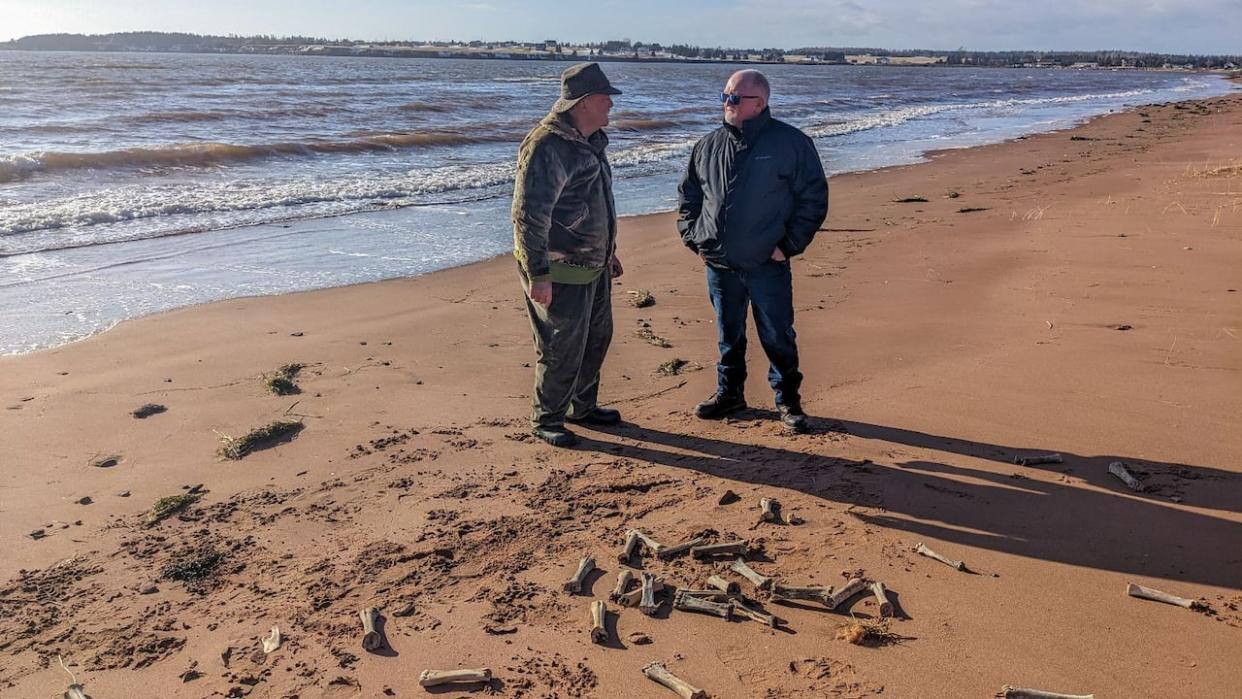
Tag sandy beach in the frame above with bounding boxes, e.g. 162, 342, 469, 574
2, 88, 1240, 698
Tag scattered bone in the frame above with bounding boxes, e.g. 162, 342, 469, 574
563, 556, 596, 593
611, 569, 636, 601
658, 536, 707, 560
871, 582, 894, 618
706, 575, 741, 596
673, 590, 733, 619
262, 626, 282, 653
1013, 453, 1063, 466
631, 529, 667, 557
729, 558, 773, 590
770, 583, 833, 606
640, 572, 662, 616
619, 577, 665, 609
64, 685, 88, 699
619, 530, 643, 562
1126, 582, 1206, 611
691, 540, 748, 559
999, 686, 1095, 699
827, 578, 870, 609
418, 668, 493, 688
676, 589, 732, 602
1108, 462, 1145, 492
590, 600, 608, 644
759, 497, 780, 523
359, 607, 382, 651
642, 662, 706, 699
915, 542, 967, 571
786, 511, 805, 525
731, 599, 779, 627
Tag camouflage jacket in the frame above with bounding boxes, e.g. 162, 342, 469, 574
512, 111, 617, 280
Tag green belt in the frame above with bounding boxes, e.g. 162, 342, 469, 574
533, 261, 604, 285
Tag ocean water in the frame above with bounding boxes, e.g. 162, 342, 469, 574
0, 51, 1234, 354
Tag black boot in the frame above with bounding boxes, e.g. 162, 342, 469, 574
777, 403, 808, 433
566, 407, 622, 426
695, 391, 746, 419
531, 425, 579, 447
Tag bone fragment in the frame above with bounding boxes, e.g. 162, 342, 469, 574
619, 530, 643, 562
915, 542, 967, 571
619, 577, 664, 608
770, 583, 833, 606
673, 590, 733, 619
563, 556, 596, 593
676, 589, 732, 602
262, 625, 282, 653
611, 569, 636, 601
658, 537, 707, 560
759, 497, 780, 523
590, 600, 608, 644
1013, 453, 1063, 466
359, 607, 382, 651
999, 686, 1094, 699
640, 572, 662, 615
642, 662, 706, 699
870, 581, 893, 618
706, 574, 741, 596
631, 529, 666, 557
1108, 462, 1144, 492
729, 558, 773, 590
1126, 582, 1205, 611
418, 668, 493, 687
65, 685, 88, 699
730, 599, 779, 627
827, 578, 869, 609
691, 540, 748, 559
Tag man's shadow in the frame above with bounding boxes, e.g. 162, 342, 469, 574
572, 413, 1242, 589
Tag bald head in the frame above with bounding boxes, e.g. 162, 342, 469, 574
729, 69, 771, 100
722, 70, 770, 127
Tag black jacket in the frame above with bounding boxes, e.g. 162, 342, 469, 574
677, 108, 828, 270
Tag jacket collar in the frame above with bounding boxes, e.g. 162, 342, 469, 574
724, 107, 773, 144
540, 111, 609, 153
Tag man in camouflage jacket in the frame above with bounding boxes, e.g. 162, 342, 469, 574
513, 62, 624, 447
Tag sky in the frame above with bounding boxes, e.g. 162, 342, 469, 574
1, 0, 1239, 55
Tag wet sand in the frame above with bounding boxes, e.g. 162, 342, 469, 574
2, 92, 1240, 698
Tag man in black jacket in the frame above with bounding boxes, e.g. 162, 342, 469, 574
677, 69, 828, 432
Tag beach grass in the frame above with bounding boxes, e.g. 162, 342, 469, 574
216, 420, 304, 460
262, 363, 305, 395
142, 493, 201, 527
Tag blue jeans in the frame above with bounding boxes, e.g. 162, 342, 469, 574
705, 260, 802, 407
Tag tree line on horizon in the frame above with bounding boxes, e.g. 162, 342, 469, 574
2, 32, 1238, 69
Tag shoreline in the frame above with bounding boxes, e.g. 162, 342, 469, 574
5, 82, 1237, 358
2, 91, 1240, 698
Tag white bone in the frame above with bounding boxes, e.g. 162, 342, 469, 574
611, 569, 636, 601
706, 575, 740, 596
1108, 462, 1144, 492
827, 578, 869, 609
770, 583, 833, 606
359, 607, 382, 651
262, 625, 281, 653
1000, 686, 1094, 699
915, 542, 966, 571
642, 662, 706, 699
730, 599, 779, 627
590, 600, 608, 644
619, 530, 643, 562
1013, 453, 1063, 466
759, 497, 780, 523
1126, 582, 1205, 610
418, 668, 493, 687
691, 540, 748, 559
729, 558, 772, 590
871, 582, 893, 618
673, 590, 733, 619
658, 537, 707, 560
640, 572, 662, 615
563, 556, 596, 593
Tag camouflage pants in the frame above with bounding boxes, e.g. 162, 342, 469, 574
520, 267, 613, 429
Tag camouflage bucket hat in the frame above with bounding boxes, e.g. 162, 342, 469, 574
552, 62, 622, 113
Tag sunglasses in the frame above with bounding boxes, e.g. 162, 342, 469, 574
720, 92, 762, 106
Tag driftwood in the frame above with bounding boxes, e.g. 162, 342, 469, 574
1126, 582, 1206, 611
691, 540, 749, 559
731, 599, 779, 627
658, 537, 707, 560
611, 569, 636, 601
915, 542, 967, 571
359, 607, 382, 651
673, 590, 733, 619
999, 686, 1094, 699
759, 497, 780, 523
563, 556, 596, 593
1108, 462, 1144, 492
871, 581, 894, 618
619, 530, 643, 562
590, 600, 608, 644
262, 625, 282, 653
729, 558, 773, 590
1013, 453, 1063, 466
418, 668, 493, 687
706, 574, 741, 596
642, 662, 706, 699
